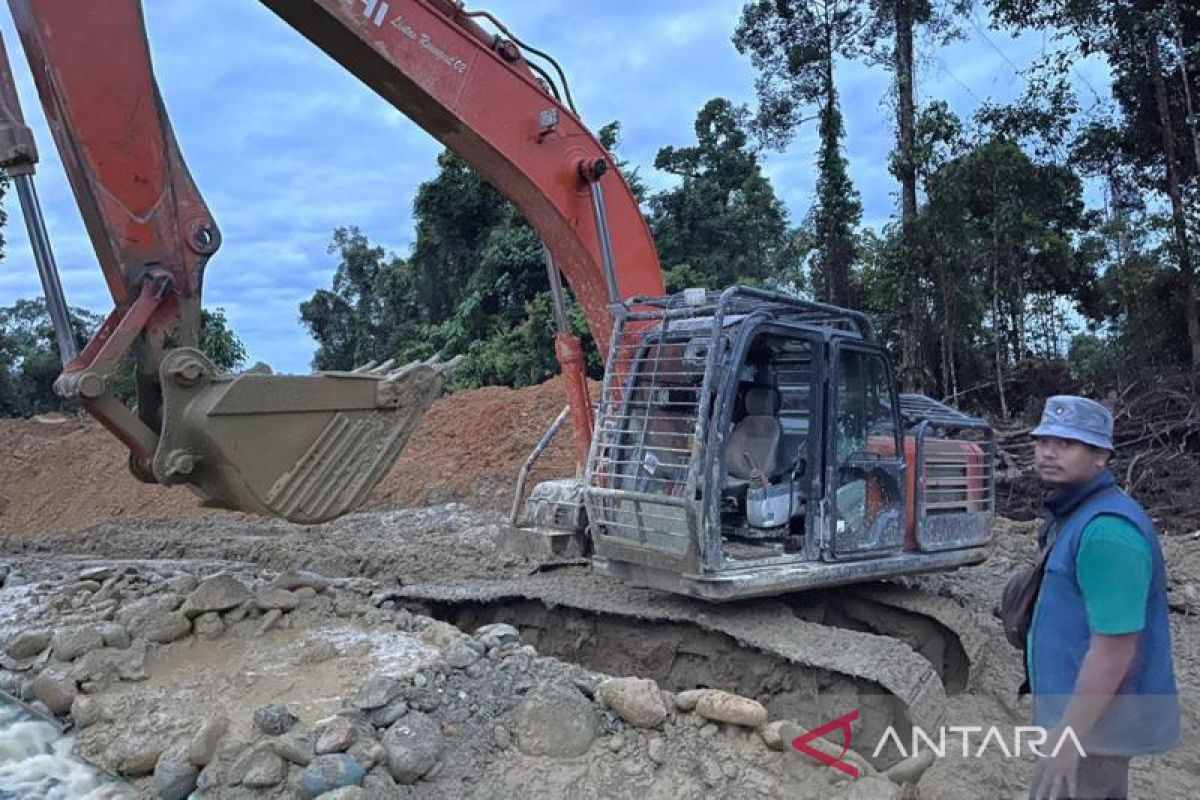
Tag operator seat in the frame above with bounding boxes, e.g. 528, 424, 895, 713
726, 387, 782, 485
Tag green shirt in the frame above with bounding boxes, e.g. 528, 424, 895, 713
1027, 514, 1152, 681
1075, 514, 1152, 635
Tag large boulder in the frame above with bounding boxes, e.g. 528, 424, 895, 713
299, 753, 366, 798
50, 626, 105, 661
512, 683, 597, 757
181, 574, 252, 617
231, 746, 287, 788
693, 689, 768, 728
142, 612, 192, 644
595, 677, 668, 729
153, 746, 199, 800
381, 711, 444, 784
272, 732, 316, 767
6, 629, 51, 659
315, 716, 358, 754
186, 715, 229, 767
256, 588, 300, 612
353, 676, 402, 711
31, 667, 77, 714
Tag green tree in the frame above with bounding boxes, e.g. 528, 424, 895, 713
649, 98, 799, 291
0, 299, 246, 417
917, 138, 1093, 416
734, 0, 866, 305
988, 0, 1200, 367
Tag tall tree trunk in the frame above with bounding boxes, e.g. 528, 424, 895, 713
894, 0, 922, 390
1175, 4, 1200, 173
821, 36, 835, 304
991, 204, 1009, 419
1146, 25, 1200, 367
992, 263, 1009, 420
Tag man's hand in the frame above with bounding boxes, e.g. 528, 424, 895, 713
1030, 737, 1081, 800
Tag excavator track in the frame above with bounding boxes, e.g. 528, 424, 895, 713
397, 570, 965, 756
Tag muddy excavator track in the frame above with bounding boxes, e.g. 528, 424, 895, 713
396, 569, 987, 757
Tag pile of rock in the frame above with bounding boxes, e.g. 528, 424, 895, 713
166, 623, 526, 798
0, 566, 344, 723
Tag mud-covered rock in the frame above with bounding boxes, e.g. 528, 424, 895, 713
111, 728, 167, 776
319, 787, 366, 800
513, 682, 597, 757
98, 622, 130, 649
256, 608, 283, 636
347, 738, 386, 771
192, 611, 224, 640
253, 702, 298, 735
31, 666, 77, 714
78, 565, 115, 583
272, 732, 316, 766
142, 611, 192, 644
256, 588, 300, 611
596, 677, 668, 729
838, 776, 900, 799
693, 689, 767, 728
362, 767, 398, 797
353, 676, 402, 710
164, 573, 198, 594
6, 629, 51, 659
116, 595, 180, 630
316, 715, 358, 754
368, 698, 409, 728
51, 625, 105, 661
673, 688, 704, 712
299, 753, 366, 797
381, 711, 443, 784
182, 574, 252, 617
187, 715, 229, 767
442, 638, 482, 669
270, 570, 331, 593
69, 643, 147, 687
884, 749, 936, 785
232, 745, 287, 788
474, 623, 520, 650
70, 694, 106, 729
153, 746, 199, 800
760, 719, 875, 777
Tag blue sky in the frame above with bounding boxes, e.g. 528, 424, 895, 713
0, 2, 1109, 373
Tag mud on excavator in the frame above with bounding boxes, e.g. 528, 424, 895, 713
1, 0, 996, 757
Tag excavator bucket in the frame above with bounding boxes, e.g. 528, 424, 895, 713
151, 348, 451, 524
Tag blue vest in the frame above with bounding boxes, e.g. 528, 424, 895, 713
1029, 470, 1179, 754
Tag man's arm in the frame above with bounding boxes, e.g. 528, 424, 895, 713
1052, 632, 1139, 736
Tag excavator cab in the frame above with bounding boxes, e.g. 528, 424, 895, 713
583, 287, 995, 601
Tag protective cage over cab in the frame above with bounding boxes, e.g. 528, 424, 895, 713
584, 286, 995, 601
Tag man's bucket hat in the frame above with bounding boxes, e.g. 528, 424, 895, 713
1031, 395, 1114, 451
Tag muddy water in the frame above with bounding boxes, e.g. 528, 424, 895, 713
0, 698, 135, 800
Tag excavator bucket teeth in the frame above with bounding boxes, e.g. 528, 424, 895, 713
152, 348, 446, 524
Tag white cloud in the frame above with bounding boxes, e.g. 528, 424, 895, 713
0, 2, 1110, 373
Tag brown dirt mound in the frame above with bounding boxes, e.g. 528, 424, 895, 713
0, 377, 587, 536
371, 375, 590, 513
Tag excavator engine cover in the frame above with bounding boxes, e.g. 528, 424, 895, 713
153, 348, 441, 524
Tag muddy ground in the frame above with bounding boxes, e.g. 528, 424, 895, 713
0, 506, 1197, 798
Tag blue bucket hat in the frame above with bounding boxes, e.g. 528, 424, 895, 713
1031, 395, 1114, 451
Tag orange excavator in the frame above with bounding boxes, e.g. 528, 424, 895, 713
0, 0, 997, 739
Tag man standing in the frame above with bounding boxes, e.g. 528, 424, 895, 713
1027, 396, 1179, 799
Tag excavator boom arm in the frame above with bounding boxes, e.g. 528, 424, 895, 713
1, 0, 665, 506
